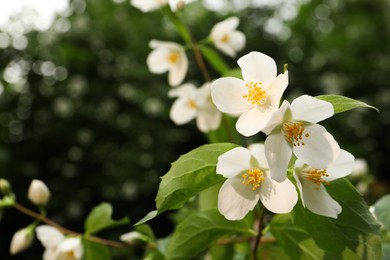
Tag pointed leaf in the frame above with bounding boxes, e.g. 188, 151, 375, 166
166, 209, 253, 259
85, 202, 130, 235
316, 95, 378, 114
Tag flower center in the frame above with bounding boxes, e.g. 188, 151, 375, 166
242, 168, 264, 190
282, 121, 310, 146
65, 250, 76, 260
304, 168, 329, 188
242, 82, 267, 105
187, 99, 197, 109
221, 34, 230, 43
167, 51, 180, 64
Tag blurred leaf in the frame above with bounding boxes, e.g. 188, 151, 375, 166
144, 249, 166, 260
164, 7, 192, 44
166, 209, 253, 259
374, 194, 390, 231
85, 202, 130, 235
82, 239, 112, 260
223, 68, 242, 79
135, 223, 156, 241
316, 95, 378, 113
294, 178, 382, 258
200, 46, 230, 75
136, 143, 238, 225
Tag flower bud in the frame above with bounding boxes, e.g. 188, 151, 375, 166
10, 228, 34, 255
0, 179, 12, 196
120, 231, 149, 244
28, 179, 51, 206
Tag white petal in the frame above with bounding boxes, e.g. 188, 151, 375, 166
196, 82, 212, 101
248, 143, 268, 168
293, 172, 305, 207
168, 83, 196, 98
264, 133, 292, 182
259, 176, 298, 213
36, 225, 64, 249
323, 150, 355, 182
170, 98, 197, 125
214, 41, 236, 57
168, 50, 188, 86
43, 248, 57, 260
56, 238, 83, 259
131, 0, 168, 12
236, 107, 273, 136
291, 95, 334, 123
262, 100, 290, 135
210, 17, 239, 41
146, 48, 170, 74
217, 147, 251, 178
218, 177, 260, 220
229, 31, 246, 52
293, 124, 340, 169
196, 101, 222, 132
211, 77, 252, 114
265, 71, 288, 103
237, 52, 277, 85
300, 180, 342, 218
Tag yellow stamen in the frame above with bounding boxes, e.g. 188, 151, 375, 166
282, 121, 308, 146
242, 82, 267, 105
242, 168, 265, 190
221, 34, 230, 43
187, 99, 197, 109
305, 168, 329, 189
66, 250, 76, 259
167, 51, 180, 64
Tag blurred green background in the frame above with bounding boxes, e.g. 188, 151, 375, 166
0, 0, 389, 259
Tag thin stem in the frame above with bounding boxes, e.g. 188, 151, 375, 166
13, 203, 143, 249
252, 207, 266, 260
191, 42, 211, 82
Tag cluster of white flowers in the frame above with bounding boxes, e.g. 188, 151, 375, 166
211, 52, 355, 220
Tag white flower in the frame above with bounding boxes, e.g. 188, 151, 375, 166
36, 225, 83, 260
169, 82, 222, 132
211, 51, 288, 137
147, 40, 188, 87
210, 17, 246, 58
293, 149, 355, 218
131, 0, 169, 12
28, 179, 51, 206
216, 144, 298, 220
10, 228, 33, 255
263, 95, 340, 182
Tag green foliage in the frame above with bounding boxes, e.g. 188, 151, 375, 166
166, 209, 253, 259
374, 194, 390, 231
316, 95, 378, 113
200, 46, 230, 75
294, 178, 382, 259
137, 143, 237, 225
84, 202, 130, 235
82, 239, 112, 260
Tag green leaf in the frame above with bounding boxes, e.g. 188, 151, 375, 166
374, 194, 390, 231
164, 7, 191, 45
136, 143, 238, 225
316, 95, 378, 113
223, 68, 242, 79
84, 202, 130, 235
82, 239, 112, 260
200, 46, 230, 75
270, 214, 361, 260
166, 209, 253, 259
156, 143, 237, 212
294, 178, 382, 259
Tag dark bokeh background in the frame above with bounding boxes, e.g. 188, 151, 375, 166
0, 0, 389, 259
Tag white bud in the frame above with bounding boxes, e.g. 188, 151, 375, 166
120, 231, 149, 244
28, 179, 51, 206
10, 228, 33, 255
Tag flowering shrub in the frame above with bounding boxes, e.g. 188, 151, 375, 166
0, 1, 387, 260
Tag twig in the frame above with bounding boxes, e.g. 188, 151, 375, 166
252, 207, 266, 260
